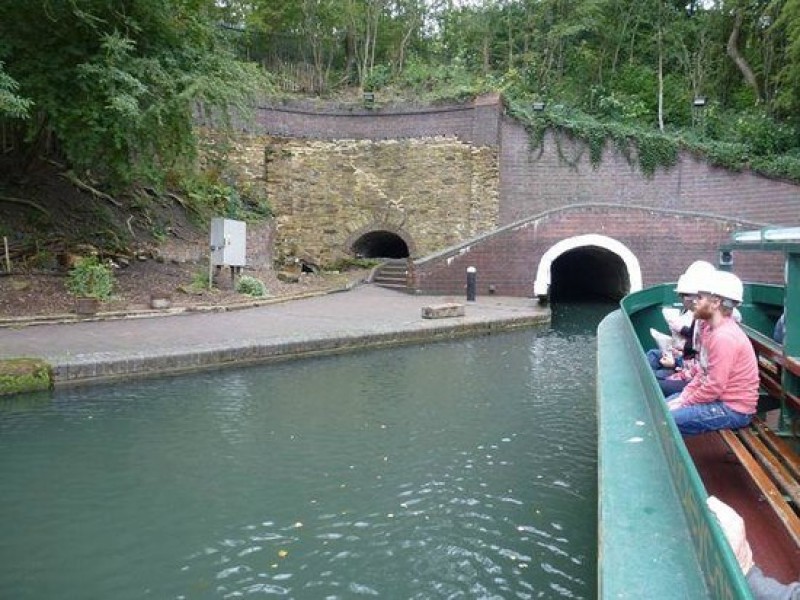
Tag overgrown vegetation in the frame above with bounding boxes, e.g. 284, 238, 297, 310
0, 358, 53, 396
2, 0, 800, 243
228, 0, 800, 181
66, 257, 115, 300
325, 257, 382, 272
235, 275, 268, 297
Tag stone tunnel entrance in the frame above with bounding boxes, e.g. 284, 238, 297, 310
351, 230, 410, 259
533, 234, 642, 303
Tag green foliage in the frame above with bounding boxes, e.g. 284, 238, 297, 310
509, 96, 800, 182
3, 0, 799, 192
325, 257, 381, 272
363, 64, 393, 91
183, 175, 271, 223
706, 109, 797, 156
0, 61, 32, 119
0, 0, 270, 188
235, 275, 268, 297
387, 56, 483, 102
0, 358, 53, 396
636, 133, 678, 177
191, 269, 212, 291
774, 0, 800, 116
66, 257, 115, 300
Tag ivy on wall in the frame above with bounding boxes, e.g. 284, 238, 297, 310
507, 100, 800, 183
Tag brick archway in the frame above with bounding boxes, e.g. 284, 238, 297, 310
533, 234, 643, 299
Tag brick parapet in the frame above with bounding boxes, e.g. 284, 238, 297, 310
413, 205, 785, 297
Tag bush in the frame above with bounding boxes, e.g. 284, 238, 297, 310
190, 269, 212, 291
236, 275, 267, 297
66, 256, 114, 300
325, 257, 381, 272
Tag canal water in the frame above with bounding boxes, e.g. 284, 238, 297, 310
0, 303, 611, 599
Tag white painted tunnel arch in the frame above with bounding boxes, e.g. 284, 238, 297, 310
532, 234, 643, 298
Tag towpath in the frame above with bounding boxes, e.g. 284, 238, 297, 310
0, 285, 549, 386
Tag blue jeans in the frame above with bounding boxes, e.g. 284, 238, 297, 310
665, 393, 752, 435
659, 377, 688, 396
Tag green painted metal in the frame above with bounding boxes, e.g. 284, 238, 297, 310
598, 227, 800, 598
719, 228, 800, 430
598, 294, 753, 599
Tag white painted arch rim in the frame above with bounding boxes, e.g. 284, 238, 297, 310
533, 234, 643, 297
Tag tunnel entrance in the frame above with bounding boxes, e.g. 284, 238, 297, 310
351, 230, 410, 259
549, 246, 630, 302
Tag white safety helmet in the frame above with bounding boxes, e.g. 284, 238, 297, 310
675, 273, 702, 295
683, 260, 716, 279
698, 270, 744, 306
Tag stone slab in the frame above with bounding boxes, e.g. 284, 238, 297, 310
421, 303, 465, 319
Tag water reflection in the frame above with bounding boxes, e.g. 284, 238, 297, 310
0, 303, 612, 599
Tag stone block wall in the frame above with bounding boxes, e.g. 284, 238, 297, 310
224, 134, 499, 267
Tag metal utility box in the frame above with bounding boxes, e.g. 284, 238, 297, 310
210, 218, 246, 267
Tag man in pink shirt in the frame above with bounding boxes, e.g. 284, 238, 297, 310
666, 270, 759, 435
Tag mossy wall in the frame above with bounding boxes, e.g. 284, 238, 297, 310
0, 358, 52, 396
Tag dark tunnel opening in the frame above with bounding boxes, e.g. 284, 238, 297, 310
549, 247, 630, 303
351, 231, 410, 259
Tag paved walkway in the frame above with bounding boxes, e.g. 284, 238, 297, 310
0, 285, 549, 386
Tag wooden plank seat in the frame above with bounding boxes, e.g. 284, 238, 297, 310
718, 418, 800, 549
742, 324, 800, 414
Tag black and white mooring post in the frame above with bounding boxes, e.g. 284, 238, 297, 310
466, 266, 477, 302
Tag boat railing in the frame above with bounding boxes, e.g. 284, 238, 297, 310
598, 284, 751, 599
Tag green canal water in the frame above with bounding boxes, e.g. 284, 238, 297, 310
0, 303, 610, 599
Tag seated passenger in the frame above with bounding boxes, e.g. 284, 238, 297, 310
666, 270, 759, 435
708, 496, 800, 599
646, 261, 715, 395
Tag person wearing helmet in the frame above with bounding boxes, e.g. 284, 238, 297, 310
666, 270, 759, 435
646, 264, 714, 395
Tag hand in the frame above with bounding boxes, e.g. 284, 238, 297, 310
667, 397, 683, 411
659, 353, 676, 369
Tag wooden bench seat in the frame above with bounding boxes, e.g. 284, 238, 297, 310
719, 418, 800, 548
742, 324, 800, 413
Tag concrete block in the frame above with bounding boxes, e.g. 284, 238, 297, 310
421, 303, 465, 319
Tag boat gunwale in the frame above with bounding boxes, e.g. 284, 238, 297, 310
597, 283, 753, 599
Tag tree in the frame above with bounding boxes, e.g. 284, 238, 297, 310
0, 61, 31, 119
773, 0, 800, 116
0, 0, 268, 187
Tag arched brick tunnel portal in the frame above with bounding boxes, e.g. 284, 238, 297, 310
550, 247, 630, 302
533, 234, 643, 303
351, 230, 410, 259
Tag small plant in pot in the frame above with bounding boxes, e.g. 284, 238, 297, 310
66, 256, 115, 315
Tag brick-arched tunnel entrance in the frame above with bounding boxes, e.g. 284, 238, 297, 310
550, 247, 630, 302
351, 230, 411, 259
533, 234, 642, 303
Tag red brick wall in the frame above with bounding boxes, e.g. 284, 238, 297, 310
253, 98, 491, 144
251, 95, 798, 295
413, 206, 785, 296
499, 123, 800, 227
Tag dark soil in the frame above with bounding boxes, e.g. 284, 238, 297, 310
0, 159, 366, 318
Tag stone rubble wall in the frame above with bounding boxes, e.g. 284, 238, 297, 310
222, 133, 499, 267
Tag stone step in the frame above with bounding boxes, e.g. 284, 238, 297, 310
374, 282, 408, 290
373, 272, 406, 282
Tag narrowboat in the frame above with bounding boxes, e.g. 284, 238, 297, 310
597, 227, 800, 598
